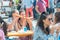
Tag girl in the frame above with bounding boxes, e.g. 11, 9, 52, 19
33, 12, 52, 40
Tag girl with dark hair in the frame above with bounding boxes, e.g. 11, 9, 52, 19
17, 10, 33, 40
33, 12, 53, 40
0, 17, 7, 40
17, 9, 32, 30
17, 10, 26, 30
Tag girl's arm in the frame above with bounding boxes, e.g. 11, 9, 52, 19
35, 5, 41, 15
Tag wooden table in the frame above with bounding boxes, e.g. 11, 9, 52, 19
7, 31, 34, 37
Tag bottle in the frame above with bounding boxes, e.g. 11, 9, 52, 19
58, 32, 60, 40
23, 27, 27, 32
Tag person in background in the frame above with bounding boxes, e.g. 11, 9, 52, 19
33, 0, 37, 19
21, 0, 34, 19
15, 0, 19, 5
55, 2, 60, 12
17, 0, 22, 11
44, 0, 49, 12
33, 12, 52, 40
9, 0, 15, 15
35, 0, 46, 15
49, 0, 54, 13
0, 17, 7, 40
9, 0, 14, 7
8, 0, 15, 22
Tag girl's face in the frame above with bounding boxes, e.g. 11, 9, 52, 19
20, 11, 25, 16
43, 14, 53, 27
12, 10, 19, 20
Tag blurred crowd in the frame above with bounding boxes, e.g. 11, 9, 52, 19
0, 0, 60, 40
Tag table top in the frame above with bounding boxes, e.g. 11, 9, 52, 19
7, 30, 34, 37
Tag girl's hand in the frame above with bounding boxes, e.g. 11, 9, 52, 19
26, 17, 30, 19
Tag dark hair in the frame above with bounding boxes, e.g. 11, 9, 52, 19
37, 12, 50, 35
55, 12, 60, 23
0, 17, 7, 36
